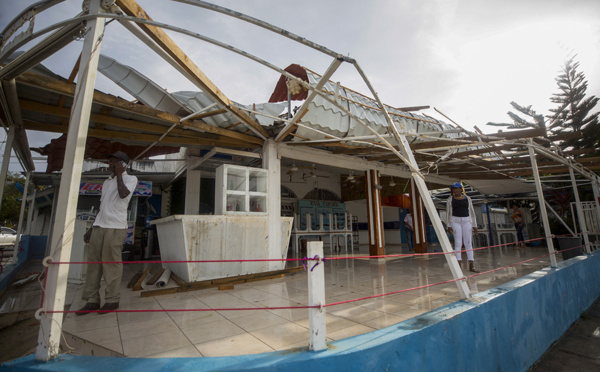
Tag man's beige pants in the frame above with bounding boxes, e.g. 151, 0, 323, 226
83, 227, 127, 304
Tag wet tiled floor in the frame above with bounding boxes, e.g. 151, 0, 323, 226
60, 243, 554, 358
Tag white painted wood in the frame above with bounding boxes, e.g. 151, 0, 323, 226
215, 164, 268, 215
528, 141, 558, 267
36, 0, 106, 361
151, 215, 293, 281
308, 241, 327, 351
263, 140, 283, 271
570, 167, 591, 254
184, 155, 202, 215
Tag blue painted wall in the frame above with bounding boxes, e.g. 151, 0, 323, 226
4, 252, 600, 372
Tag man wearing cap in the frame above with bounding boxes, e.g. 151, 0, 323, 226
446, 182, 479, 273
77, 151, 138, 315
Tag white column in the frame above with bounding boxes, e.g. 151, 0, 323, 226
263, 139, 283, 271
0, 126, 16, 215
569, 167, 591, 253
307, 241, 326, 351
184, 153, 202, 215
36, 0, 106, 361
591, 177, 600, 239
529, 141, 558, 267
10, 171, 30, 264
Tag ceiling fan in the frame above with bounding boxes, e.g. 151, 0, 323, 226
302, 164, 329, 181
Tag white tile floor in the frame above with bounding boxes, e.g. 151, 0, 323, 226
61, 244, 554, 358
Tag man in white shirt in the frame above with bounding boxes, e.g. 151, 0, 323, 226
77, 151, 138, 315
404, 211, 414, 251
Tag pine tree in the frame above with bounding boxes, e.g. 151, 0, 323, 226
547, 57, 600, 152
487, 101, 545, 130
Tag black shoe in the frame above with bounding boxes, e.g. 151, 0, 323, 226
98, 302, 119, 314
76, 302, 100, 316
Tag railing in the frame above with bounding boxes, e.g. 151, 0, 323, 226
36, 235, 597, 354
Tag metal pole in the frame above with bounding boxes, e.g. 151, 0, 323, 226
0, 126, 16, 215
485, 201, 494, 246
10, 171, 30, 265
25, 189, 37, 235
569, 167, 591, 253
35, 0, 106, 361
528, 140, 557, 267
352, 61, 470, 298
544, 200, 576, 236
308, 241, 326, 351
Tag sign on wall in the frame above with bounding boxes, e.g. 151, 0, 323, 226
79, 181, 152, 196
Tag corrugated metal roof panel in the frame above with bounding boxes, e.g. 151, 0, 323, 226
296, 70, 460, 144
98, 54, 191, 117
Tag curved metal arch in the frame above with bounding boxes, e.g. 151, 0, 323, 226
171, 0, 354, 63
1, 6, 417, 172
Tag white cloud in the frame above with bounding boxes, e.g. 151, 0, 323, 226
1, 0, 600, 173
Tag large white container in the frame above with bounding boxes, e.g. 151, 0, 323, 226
151, 215, 293, 282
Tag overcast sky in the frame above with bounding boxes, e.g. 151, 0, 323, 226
1, 0, 599, 172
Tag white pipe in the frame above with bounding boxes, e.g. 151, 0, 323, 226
528, 140, 558, 267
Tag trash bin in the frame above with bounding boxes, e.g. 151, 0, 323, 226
556, 236, 583, 260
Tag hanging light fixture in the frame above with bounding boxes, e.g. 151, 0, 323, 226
389, 177, 396, 187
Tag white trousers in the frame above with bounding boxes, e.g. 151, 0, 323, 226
451, 216, 474, 261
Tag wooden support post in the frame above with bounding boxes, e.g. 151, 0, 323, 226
307, 241, 326, 351
263, 139, 283, 271
35, 0, 106, 361
409, 178, 428, 253
184, 149, 202, 215
366, 169, 385, 256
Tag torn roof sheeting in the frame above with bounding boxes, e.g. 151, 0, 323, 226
97, 54, 286, 133
270, 65, 460, 143
97, 54, 191, 117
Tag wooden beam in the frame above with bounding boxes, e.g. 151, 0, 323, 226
193, 108, 227, 119
16, 71, 264, 145
115, 0, 270, 138
22, 120, 257, 148
140, 266, 304, 298
19, 99, 198, 139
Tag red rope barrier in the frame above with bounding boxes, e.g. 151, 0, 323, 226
39, 240, 597, 317
45, 235, 594, 266
42, 304, 319, 315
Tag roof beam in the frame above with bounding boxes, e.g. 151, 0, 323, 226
16, 70, 263, 145
19, 99, 199, 139
114, 0, 270, 139
22, 120, 256, 148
